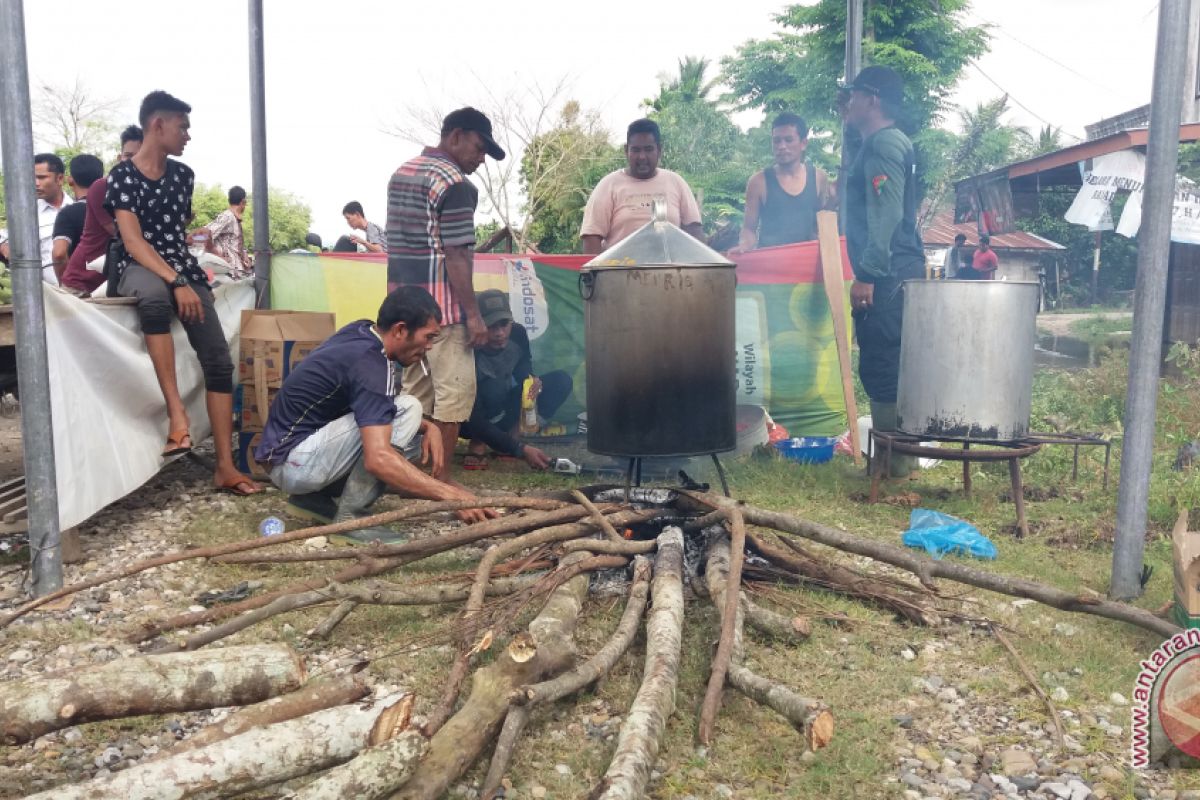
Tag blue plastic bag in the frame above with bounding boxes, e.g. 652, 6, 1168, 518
901, 509, 997, 560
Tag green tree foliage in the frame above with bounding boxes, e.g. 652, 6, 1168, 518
722, 0, 989, 195
519, 102, 622, 253
192, 183, 312, 252
1023, 189, 1139, 302
646, 58, 762, 238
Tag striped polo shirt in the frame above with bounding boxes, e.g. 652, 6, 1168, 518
386, 147, 478, 325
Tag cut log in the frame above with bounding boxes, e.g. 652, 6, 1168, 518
686, 493, 1181, 638
481, 556, 653, 799
289, 730, 427, 800
153, 671, 370, 758
1, 644, 305, 745
392, 551, 595, 800
705, 532, 834, 750
21, 692, 411, 800
592, 527, 685, 800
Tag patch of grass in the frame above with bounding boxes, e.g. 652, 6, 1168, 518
1068, 315, 1133, 340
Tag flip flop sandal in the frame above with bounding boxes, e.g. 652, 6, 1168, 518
216, 476, 263, 496
463, 454, 489, 471
163, 429, 192, 457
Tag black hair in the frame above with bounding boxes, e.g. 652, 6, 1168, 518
377, 285, 442, 331
305, 232, 323, 248
68, 154, 104, 188
138, 91, 191, 129
342, 201, 364, 217
771, 112, 809, 139
228, 186, 247, 205
979, 235, 991, 245
33, 152, 64, 175
626, 118, 661, 146
120, 125, 143, 146
953, 233, 967, 244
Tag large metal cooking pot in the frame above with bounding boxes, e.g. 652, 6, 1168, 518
580, 201, 736, 457
897, 280, 1040, 441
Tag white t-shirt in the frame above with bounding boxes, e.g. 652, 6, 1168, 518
580, 168, 702, 249
39, 195, 72, 285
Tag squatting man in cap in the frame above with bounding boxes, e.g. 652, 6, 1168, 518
254, 286, 497, 545
460, 289, 574, 471
842, 65, 925, 478
388, 106, 506, 479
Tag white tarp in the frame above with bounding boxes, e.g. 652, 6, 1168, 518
1064, 148, 1200, 244
44, 282, 255, 529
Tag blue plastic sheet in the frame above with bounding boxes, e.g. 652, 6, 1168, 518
901, 509, 997, 560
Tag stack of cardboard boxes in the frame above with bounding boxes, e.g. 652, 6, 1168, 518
235, 310, 335, 478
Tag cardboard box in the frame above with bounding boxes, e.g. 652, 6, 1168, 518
239, 386, 280, 433
236, 431, 270, 480
1172, 509, 1200, 628
239, 310, 336, 388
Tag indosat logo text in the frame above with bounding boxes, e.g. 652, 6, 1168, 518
1131, 628, 1200, 769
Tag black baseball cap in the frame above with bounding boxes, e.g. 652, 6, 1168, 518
442, 107, 506, 161
476, 289, 513, 328
843, 66, 905, 106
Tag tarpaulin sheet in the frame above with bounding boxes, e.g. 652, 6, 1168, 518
46, 282, 255, 529
272, 241, 853, 436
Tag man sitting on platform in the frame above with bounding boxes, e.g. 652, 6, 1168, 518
460, 290, 572, 471
255, 285, 497, 544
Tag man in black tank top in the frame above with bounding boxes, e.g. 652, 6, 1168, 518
734, 113, 831, 253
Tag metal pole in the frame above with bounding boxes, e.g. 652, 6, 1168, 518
839, 0, 864, 229
1091, 231, 1102, 305
845, 0, 863, 81
248, 0, 271, 308
0, 0, 62, 596
1110, 0, 1191, 600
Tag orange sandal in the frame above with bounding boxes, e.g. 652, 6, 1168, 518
162, 429, 192, 457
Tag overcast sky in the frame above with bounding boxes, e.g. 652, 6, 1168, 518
12, 0, 1164, 244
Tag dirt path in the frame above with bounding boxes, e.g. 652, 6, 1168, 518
1037, 310, 1132, 336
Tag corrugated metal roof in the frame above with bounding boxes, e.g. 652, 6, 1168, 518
922, 210, 1065, 251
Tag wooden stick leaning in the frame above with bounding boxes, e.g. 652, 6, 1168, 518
571, 489, 626, 542
816, 209, 862, 465
2, 496, 566, 629
991, 624, 1066, 751
698, 508, 747, 744
480, 556, 653, 800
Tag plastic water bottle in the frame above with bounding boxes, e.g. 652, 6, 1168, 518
259, 516, 285, 537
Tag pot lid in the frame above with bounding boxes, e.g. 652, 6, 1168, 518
582, 199, 734, 269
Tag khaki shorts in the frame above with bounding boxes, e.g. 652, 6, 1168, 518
402, 322, 476, 423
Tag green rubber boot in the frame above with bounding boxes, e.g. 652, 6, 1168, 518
329, 454, 410, 546
871, 401, 919, 479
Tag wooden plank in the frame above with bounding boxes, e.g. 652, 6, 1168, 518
2, 504, 27, 523
0, 307, 14, 347
815, 211, 861, 465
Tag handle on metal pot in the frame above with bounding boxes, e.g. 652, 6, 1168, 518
578, 271, 595, 301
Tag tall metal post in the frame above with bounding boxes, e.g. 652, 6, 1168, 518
1110, 0, 1191, 600
248, 0, 271, 308
839, 0, 864, 228
845, 0, 863, 82
0, 0, 63, 596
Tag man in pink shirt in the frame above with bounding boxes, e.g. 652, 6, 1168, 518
580, 119, 704, 253
971, 235, 999, 280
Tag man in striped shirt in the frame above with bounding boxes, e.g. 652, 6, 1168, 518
387, 107, 506, 478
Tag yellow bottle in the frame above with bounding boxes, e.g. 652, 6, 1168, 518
520, 377, 539, 435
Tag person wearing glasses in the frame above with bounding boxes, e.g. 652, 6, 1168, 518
841, 66, 925, 478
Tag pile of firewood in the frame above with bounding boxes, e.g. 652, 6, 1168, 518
0, 488, 1178, 799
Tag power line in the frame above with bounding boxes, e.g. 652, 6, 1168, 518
971, 64, 1083, 142
977, 18, 1124, 100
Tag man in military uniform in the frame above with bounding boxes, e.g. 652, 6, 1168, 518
842, 66, 925, 477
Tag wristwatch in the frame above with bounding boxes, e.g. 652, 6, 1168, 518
170, 275, 188, 288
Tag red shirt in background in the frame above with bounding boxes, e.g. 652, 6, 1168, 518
972, 247, 999, 280
60, 178, 114, 294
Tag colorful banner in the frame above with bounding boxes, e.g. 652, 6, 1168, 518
271, 241, 853, 435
